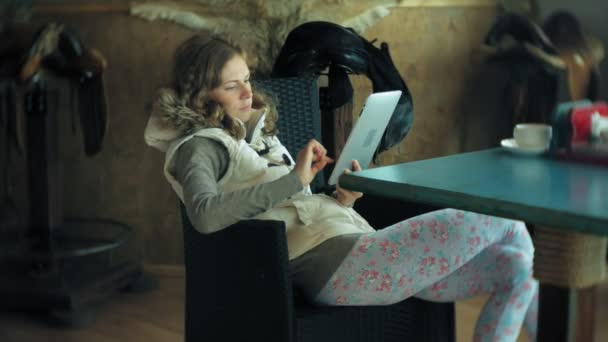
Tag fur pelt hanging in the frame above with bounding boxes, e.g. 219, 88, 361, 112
130, 0, 401, 74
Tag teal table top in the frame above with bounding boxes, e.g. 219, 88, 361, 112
340, 148, 608, 236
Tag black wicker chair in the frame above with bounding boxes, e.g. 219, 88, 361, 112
180, 76, 455, 342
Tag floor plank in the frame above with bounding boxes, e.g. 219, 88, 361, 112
1, 264, 606, 342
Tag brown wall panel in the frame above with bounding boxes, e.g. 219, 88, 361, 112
350, 6, 510, 166
3, 5, 508, 264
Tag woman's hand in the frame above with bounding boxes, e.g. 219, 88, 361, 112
335, 160, 364, 207
294, 139, 334, 186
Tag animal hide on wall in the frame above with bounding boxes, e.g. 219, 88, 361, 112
130, 0, 401, 74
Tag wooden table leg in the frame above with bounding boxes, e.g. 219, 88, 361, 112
537, 284, 596, 342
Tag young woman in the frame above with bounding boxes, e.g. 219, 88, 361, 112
144, 35, 538, 342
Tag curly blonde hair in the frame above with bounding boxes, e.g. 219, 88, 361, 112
158, 35, 278, 140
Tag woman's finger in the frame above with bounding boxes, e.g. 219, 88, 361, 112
311, 156, 332, 173
312, 145, 327, 160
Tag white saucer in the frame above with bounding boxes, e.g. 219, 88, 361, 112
500, 138, 548, 156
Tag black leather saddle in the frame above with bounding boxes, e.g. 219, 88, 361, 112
18, 23, 109, 156
482, 11, 604, 125
272, 21, 414, 160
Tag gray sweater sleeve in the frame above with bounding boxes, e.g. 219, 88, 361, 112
174, 136, 304, 234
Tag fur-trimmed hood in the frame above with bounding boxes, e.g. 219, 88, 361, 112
144, 88, 229, 152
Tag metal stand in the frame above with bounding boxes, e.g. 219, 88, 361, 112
0, 80, 148, 327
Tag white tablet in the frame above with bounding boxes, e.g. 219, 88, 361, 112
328, 90, 402, 186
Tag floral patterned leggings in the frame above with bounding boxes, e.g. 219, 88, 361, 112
314, 209, 538, 342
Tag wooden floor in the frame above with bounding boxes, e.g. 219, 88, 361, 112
1, 265, 607, 342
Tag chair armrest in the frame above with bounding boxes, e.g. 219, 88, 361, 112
181, 210, 294, 342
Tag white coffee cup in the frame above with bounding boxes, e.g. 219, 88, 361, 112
513, 123, 552, 149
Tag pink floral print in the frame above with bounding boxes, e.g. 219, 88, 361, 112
313, 208, 538, 342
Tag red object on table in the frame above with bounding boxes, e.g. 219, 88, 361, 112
551, 101, 608, 166
570, 102, 608, 143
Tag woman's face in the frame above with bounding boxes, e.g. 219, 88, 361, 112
209, 54, 253, 123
